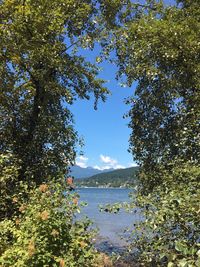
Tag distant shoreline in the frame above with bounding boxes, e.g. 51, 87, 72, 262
76, 186, 131, 189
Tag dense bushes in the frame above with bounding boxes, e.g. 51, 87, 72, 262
0, 152, 22, 220
0, 178, 98, 267
130, 163, 200, 266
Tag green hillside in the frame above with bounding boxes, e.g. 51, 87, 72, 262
75, 166, 139, 188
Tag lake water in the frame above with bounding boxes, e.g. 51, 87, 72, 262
76, 188, 141, 249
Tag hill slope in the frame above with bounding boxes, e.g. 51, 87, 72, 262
69, 165, 113, 179
76, 167, 139, 188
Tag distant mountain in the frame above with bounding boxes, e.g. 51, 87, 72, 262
69, 165, 114, 179
76, 166, 139, 187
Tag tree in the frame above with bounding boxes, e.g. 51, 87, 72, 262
1, 0, 129, 222
111, 0, 200, 265
0, 2, 125, 265
114, 0, 200, 174
0, 0, 110, 186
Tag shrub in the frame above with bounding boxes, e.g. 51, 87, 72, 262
129, 163, 200, 266
0, 152, 22, 220
0, 180, 98, 267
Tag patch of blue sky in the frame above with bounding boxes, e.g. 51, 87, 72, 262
67, 0, 176, 170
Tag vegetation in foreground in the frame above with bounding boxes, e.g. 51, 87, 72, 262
0, 160, 98, 266
1, 0, 199, 266
0, 0, 113, 266
111, 0, 200, 266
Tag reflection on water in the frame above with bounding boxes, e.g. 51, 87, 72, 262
76, 188, 141, 247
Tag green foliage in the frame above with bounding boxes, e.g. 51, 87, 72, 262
114, 0, 200, 170
0, 0, 126, 221
111, 0, 200, 265
129, 163, 200, 266
0, 152, 23, 219
0, 179, 98, 267
1, 1, 199, 266
0, 0, 110, 185
0, 2, 124, 265
76, 167, 139, 188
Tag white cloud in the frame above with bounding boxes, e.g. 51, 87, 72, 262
128, 162, 138, 167
100, 154, 117, 165
94, 165, 113, 170
103, 165, 113, 170
93, 165, 102, 170
76, 156, 88, 168
76, 154, 137, 170
98, 155, 125, 170
115, 164, 125, 169
76, 161, 87, 168
78, 156, 88, 162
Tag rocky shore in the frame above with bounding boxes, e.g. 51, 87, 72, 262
94, 235, 126, 254
93, 236, 139, 267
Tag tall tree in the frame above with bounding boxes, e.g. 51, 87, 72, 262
110, 0, 200, 265
112, 0, 200, 187
0, 0, 110, 184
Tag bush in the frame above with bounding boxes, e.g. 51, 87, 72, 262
0, 180, 98, 267
129, 163, 200, 266
0, 152, 22, 220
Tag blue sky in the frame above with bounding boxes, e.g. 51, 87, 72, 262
71, 47, 136, 170
71, 0, 176, 170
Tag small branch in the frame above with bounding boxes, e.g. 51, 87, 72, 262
60, 39, 81, 55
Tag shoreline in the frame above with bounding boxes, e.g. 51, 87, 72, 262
76, 186, 131, 189
93, 235, 128, 255
94, 235, 139, 267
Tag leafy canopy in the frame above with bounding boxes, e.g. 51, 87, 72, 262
0, 0, 110, 186
0, 2, 125, 265
110, 0, 200, 266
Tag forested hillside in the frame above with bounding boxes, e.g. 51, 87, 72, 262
76, 167, 139, 187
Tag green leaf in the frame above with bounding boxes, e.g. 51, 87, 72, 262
168, 262, 175, 267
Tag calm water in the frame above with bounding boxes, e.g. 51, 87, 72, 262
76, 188, 141, 247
